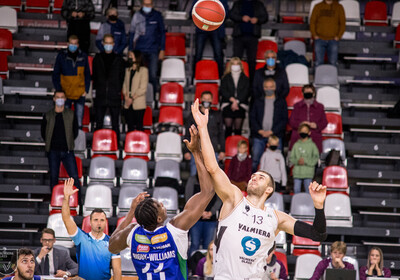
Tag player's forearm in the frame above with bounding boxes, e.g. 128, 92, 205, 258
61, 196, 71, 222
294, 208, 327, 241
193, 150, 214, 196
197, 125, 219, 174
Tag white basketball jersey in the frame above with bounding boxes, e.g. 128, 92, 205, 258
214, 198, 278, 280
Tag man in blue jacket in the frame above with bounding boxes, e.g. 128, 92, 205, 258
96, 8, 127, 55
129, 0, 165, 94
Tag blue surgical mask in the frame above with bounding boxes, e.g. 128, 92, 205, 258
55, 98, 65, 107
142, 6, 152, 13
68, 44, 78, 53
104, 44, 114, 52
266, 58, 275, 67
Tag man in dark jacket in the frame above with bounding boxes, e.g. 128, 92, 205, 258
230, 0, 268, 81
92, 34, 125, 142
250, 78, 288, 172
96, 8, 127, 55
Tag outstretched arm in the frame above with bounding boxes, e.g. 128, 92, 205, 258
276, 181, 327, 241
109, 192, 149, 254
62, 178, 79, 235
170, 125, 215, 231
191, 99, 243, 206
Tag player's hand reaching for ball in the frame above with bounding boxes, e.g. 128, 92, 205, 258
191, 99, 209, 128
131, 192, 150, 211
183, 125, 201, 153
63, 178, 78, 198
308, 181, 326, 209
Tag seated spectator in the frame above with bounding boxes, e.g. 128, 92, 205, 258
310, 241, 354, 280
122, 50, 149, 132
3, 248, 41, 280
96, 8, 127, 55
259, 136, 287, 192
227, 140, 252, 191
360, 247, 391, 279
262, 243, 288, 280
34, 228, 78, 277
195, 241, 215, 278
289, 84, 328, 153
220, 57, 250, 138
289, 123, 319, 194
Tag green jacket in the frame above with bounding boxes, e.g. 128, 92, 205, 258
44, 108, 75, 152
290, 138, 319, 179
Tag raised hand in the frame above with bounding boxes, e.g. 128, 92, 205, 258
308, 181, 327, 209
183, 125, 201, 153
130, 192, 150, 211
63, 178, 78, 197
191, 99, 209, 128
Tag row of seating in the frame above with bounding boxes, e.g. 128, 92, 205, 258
0, 0, 63, 13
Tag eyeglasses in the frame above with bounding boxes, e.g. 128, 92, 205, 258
41, 239, 55, 243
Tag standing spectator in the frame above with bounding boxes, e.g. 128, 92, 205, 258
220, 57, 250, 138
62, 178, 122, 280
253, 50, 290, 100
250, 78, 288, 172
289, 123, 319, 194
129, 0, 165, 94
96, 8, 127, 55
61, 0, 94, 54
52, 35, 91, 129
262, 243, 288, 280
41, 91, 81, 201
191, 0, 228, 77
34, 228, 78, 277
3, 248, 41, 280
92, 34, 125, 142
259, 136, 287, 192
184, 91, 225, 176
195, 242, 215, 278
289, 84, 328, 153
310, 0, 345, 66
360, 247, 392, 279
226, 140, 252, 192
122, 50, 149, 132
310, 241, 354, 280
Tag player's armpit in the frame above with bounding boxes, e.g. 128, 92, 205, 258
109, 223, 136, 254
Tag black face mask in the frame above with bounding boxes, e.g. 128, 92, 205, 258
269, 145, 278, 151
303, 92, 314, 99
299, 132, 309, 139
127, 58, 135, 67
108, 15, 118, 21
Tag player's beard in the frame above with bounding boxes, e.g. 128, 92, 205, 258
17, 266, 34, 280
247, 182, 266, 197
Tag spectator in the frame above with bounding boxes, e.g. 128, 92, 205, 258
92, 34, 125, 142
259, 136, 287, 192
310, 0, 345, 66
262, 243, 288, 280
191, 0, 228, 77
129, 0, 165, 94
41, 91, 81, 202
52, 35, 91, 129
34, 228, 78, 277
230, 0, 268, 81
289, 123, 319, 194
96, 8, 127, 55
360, 247, 392, 279
61, 0, 94, 54
289, 84, 328, 153
253, 50, 290, 100
227, 140, 252, 192
185, 175, 221, 256
122, 50, 149, 132
220, 57, 250, 138
310, 241, 354, 280
250, 78, 288, 172
3, 248, 41, 280
195, 242, 215, 278
184, 91, 225, 176
62, 178, 122, 280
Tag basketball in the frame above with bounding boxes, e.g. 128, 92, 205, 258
192, 0, 226, 31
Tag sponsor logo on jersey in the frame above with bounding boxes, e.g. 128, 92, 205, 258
151, 233, 168, 244
135, 234, 151, 244
136, 244, 150, 253
238, 223, 271, 238
241, 236, 261, 256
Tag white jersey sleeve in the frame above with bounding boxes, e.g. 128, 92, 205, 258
166, 222, 189, 260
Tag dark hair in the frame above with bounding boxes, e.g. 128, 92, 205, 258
134, 198, 159, 231
68, 34, 79, 42
132, 50, 144, 71
257, 170, 276, 199
90, 208, 107, 220
53, 91, 65, 96
103, 33, 114, 42
42, 228, 55, 238
11, 248, 34, 267
201, 91, 213, 98
302, 83, 315, 94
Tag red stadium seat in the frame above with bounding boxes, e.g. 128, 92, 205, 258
286, 87, 303, 109
322, 113, 343, 140
194, 83, 219, 108
255, 62, 265, 70
256, 40, 278, 62
143, 106, 153, 135
194, 60, 219, 84
0, 51, 9, 79
156, 107, 183, 135
0, 29, 13, 55
49, 184, 79, 216
281, 16, 304, 24
81, 215, 109, 235
224, 135, 249, 172
25, 0, 49, 13
159, 82, 184, 108
88, 55, 94, 75
395, 25, 400, 48
165, 33, 186, 60
225, 60, 249, 78
323, 166, 348, 195
116, 216, 137, 227
275, 251, 288, 273
58, 156, 83, 184
52, 0, 63, 13
292, 235, 321, 256
124, 131, 150, 161
364, 1, 388, 26
91, 129, 118, 160
0, 0, 21, 10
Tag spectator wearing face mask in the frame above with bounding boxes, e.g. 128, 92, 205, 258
253, 50, 289, 101
259, 136, 287, 192
289, 84, 328, 153
220, 57, 250, 138
227, 140, 252, 191
184, 91, 225, 176
250, 78, 288, 172
96, 8, 127, 55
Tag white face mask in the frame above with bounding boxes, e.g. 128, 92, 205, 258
55, 98, 65, 107
231, 64, 241, 73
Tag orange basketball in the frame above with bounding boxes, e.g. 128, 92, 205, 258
192, 0, 226, 31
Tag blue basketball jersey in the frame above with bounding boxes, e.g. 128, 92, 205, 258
129, 223, 187, 280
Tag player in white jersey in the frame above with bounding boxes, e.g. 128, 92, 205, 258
191, 99, 327, 280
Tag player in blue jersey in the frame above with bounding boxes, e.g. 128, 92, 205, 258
3, 248, 41, 280
109, 125, 216, 280
62, 178, 122, 280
